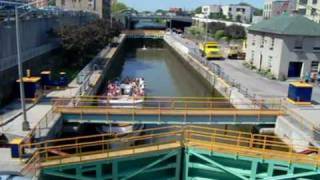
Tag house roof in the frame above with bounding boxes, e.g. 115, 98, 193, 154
248, 14, 320, 36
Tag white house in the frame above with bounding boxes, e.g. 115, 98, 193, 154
221, 4, 253, 23
246, 14, 320, 80
201, 5, 221, 16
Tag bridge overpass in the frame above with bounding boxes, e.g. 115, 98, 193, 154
126, 15, 192, 30
20, 125, 320, 179
129, 15, 193, 23
52, 96, 284, 125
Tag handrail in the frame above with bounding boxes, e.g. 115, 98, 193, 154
22, 107, 56, 144
20, 125, 320, 174
51, 96, 284, 111
21, 125, 181, 149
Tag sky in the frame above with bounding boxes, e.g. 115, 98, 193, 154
119, 0, 262, 11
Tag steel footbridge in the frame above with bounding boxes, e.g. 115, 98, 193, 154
52, 96, 284, 125
20, 125, 320, 179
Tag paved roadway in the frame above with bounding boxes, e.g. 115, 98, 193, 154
171, 33, 320, 103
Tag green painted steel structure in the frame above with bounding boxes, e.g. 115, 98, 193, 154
41, 147, 320, 180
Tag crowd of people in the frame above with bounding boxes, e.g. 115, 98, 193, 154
105, 77, 145, 97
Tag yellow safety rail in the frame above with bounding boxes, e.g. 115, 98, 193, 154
20, 125, 320, 176
52, 96, 284, 110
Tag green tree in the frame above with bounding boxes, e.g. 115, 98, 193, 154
194, 6, 202, 14
207, 22, 226, 34
56, 19, 123, 67
112, 2, 128, 13
224, 25, 246, 39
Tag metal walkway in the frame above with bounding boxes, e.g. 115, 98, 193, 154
53, 96, 284, 125
20, 126, 320, 179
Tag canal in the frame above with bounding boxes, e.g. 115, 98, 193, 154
60, 37, 255, 137
104, 38, 218, 97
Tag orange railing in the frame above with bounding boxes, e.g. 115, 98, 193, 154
20, 125, 320, 176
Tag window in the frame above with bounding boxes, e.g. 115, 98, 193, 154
270, 37, 275, 50
260, 36, 265, 48
61, 0, 65, 6
252, 35, 256, 45
251, 50, 255, 63
313, 40, 320, 51
311, 61, 319, 73
268, 56, 273, 69
294, 38, 303, 50
313, 0, 318, 4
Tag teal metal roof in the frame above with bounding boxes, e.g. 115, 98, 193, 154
248, 15, 320, 36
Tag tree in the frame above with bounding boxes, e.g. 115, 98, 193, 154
207, 22, 226, 34
56, 19, 123, 67
194, 6, 202, 14
224, 25, 246, 39
156, 9, 167, 14
112, 2, 128, 13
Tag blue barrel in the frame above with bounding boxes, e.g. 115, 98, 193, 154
40, 71, 51, 86
59, 72, 68, 86
10, 138, 23, 158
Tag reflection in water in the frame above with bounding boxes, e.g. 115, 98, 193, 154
106, 38, 254, 132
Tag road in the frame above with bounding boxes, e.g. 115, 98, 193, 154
171, 33, 320, 102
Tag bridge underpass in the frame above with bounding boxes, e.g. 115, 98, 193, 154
53, 97, 284, 125
20, 126, 320, 179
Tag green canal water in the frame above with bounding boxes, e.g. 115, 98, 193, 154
105, 38, 218, 97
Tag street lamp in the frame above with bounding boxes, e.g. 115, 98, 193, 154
205, 15, 208, 43
0, 0, 48, 131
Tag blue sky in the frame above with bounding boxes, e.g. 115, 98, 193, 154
119, 0, 262, 11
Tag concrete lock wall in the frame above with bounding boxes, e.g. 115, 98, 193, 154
0, 14, 96, 106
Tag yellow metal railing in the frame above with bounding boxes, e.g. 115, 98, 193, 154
20, 125, 320, 176
51, 96, 284, 111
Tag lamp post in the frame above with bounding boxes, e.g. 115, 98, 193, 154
205, 15, 208, 43
0, 0, 48, 131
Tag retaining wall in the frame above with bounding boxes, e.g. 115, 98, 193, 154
164, 35, 253, 109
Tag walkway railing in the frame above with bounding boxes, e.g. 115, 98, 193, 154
20, 125, 320, 176
52, 96, 284, 111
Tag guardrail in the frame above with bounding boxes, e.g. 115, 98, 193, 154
20, 125, 320, 176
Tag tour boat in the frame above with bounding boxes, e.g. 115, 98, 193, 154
99, 77, 145, 108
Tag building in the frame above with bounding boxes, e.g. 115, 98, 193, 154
55, 0, 111, 18
221, 4, 253, 23
296, 0, 320, 23
201, 5, 221, 16
169, 7, 183, 16
246, 14, 320, 80
263, 0, 297, 19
